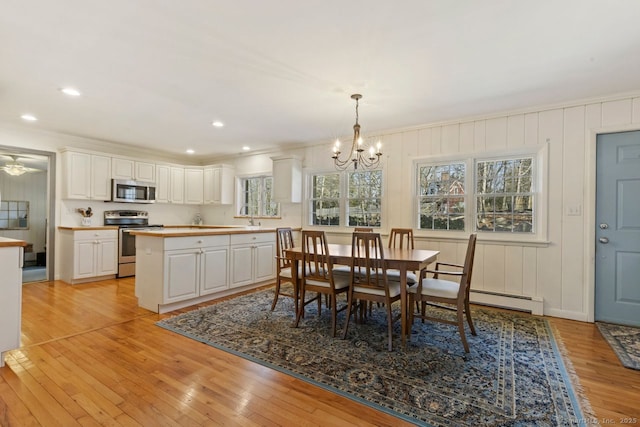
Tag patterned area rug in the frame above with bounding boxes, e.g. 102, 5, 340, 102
157, 287, 591, 426
596, 322, 640, 370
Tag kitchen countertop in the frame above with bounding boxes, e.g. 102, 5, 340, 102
130, 227, 276, 238
58, 226, 120, 231
0, 237, 28, 247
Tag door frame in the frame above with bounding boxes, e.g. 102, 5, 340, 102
0, 144, 56, 281
585, 123, 640, 322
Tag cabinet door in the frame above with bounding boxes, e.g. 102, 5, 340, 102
63, 151, 91, 199
74, 240, 97, 278
135, 162, 155, 182
112, 158, 135, 180
200, 247, 228, 295
229, 245, 254, 288
254, 242, 275, 282
155, 165, 170, 203
170, 167, 184, 204
0, 247, 22, 363
184, 168, 204, 204
96, 239, 118, 276
164, 250, 199, 302
91, 155, 112, 201
203, 167, 214, 204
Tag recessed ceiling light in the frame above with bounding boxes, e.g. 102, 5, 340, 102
21, 114, 37, 121
60, 87, 81, 97
186, 149, 195, 154
242, 146, 250, 151
212, 121, 224, 128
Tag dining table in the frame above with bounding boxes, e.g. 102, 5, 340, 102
285, 243, 439, 347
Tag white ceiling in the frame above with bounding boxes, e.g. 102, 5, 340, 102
2, 1, 640, 160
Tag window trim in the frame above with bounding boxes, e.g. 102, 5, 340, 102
412, 144, 549, 244
304, 168, 385, 230
236, 174, 280, 218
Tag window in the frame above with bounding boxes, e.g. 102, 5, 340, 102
416, 152, 540, 236
476, 158, 533, 232
417, 163, 465, 230
309, 170, 382, 227
0, 200, 29, 230
238, 176, 279, 217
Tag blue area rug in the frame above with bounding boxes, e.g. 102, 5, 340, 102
157, 287, 592, 426
596, 322, 640, 370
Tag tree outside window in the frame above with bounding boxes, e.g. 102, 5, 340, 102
476, 158, 533, 232
310, 170, 382, 227
417, 163, 465, 230
239, 176, 279, 217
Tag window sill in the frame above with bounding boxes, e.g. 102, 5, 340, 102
414, 231, 550, 248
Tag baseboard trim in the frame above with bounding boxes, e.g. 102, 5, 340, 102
470, 290, 544, 315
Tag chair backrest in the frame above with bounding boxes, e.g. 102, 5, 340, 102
275, 227, 294, 272
351, 232, 388, 290
388, 228, 414, 249
354, 227, 374, 232
301, 230, 333, 283
460, 234, 478, 297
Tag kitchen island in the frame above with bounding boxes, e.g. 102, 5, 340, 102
131, 227, 276, 313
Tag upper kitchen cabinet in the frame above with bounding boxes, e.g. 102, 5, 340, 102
184, 167, 204, 205
112, 158, 155, 182
271, 156, 301, 203
203, 164, 234, 205
61, 150, 111, 200
156, 165, 185, 204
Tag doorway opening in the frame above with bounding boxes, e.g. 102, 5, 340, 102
0, 145, 56, 283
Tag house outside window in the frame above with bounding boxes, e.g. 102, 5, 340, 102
416, 153, 539, 236
238, 176, 278, 217
309, 170, 382, 227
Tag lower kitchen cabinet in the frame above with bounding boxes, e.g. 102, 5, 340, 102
59, 228, 118, 284
135, 231, 275, 313
230, 233, 275, 288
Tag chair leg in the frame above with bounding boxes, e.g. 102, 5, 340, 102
385, 301, 394, 352
317, 292, 322, 316
270, 280, 281, 311
342, 291, 355, 340
457, 306, 470, 353
330, 294, 337, 337
465, 299, 477, 336
294, 286, 306, 328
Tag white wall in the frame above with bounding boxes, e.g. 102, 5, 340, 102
2, 91, 640, 321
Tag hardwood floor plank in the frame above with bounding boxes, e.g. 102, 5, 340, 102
3, 279, 639, 426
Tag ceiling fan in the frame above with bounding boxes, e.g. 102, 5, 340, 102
1, 155, 43, 176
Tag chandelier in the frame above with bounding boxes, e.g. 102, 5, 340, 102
331, 94, 382, 170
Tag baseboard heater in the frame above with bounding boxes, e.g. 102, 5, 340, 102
470, 290, 544, 316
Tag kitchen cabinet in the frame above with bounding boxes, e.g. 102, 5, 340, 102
155, 165, 184, 204
59, 228, 118, 284
203, 164, 235, 205
112, 158, 156, 182
229, 233, 275, 288
184, 167, 204, 204
271, 155, 302, 203
0, 240, 25, 367
136, 234, 230, 312
61, 150, 112, 200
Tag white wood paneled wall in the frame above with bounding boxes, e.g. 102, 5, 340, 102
295, 93, 640, 321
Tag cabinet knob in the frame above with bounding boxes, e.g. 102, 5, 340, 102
197, 240, 203, 244
252, 236, 256, 240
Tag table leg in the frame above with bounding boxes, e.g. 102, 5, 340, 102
399, 265, 408, 348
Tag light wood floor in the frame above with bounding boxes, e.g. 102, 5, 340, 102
1, 279, 639, 426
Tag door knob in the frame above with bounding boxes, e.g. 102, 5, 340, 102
599, 237, 609, 244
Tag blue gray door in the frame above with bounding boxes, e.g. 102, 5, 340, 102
595, 131, 640, 327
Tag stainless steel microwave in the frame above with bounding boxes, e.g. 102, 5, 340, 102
111, 179, 156, 203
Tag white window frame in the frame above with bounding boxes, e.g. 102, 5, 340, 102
236, 175, 280, 218
305, 168, 384, 229
413, 144, 549, 244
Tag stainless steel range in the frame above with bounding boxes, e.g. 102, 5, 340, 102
104, 210, 163, 278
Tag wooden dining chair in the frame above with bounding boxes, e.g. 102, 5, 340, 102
386, 228, 418, 285
342, 232, 402, 351
388, 228, 414, 249
408, 234, 478, 353
294, 230, 349, 337
271, 227, 299, 312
